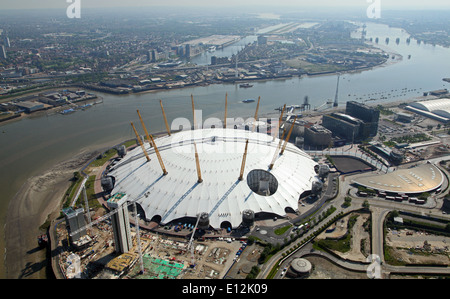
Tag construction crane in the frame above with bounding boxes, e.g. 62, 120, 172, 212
133, 202, 145, 274
186, 213, 202, 268
68, 198, 146, 272
333, 73, 340, 107
82, 185, 92, 225
68, 198, 134, 237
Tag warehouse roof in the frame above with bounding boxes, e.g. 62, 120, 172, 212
408, 98, 450, 120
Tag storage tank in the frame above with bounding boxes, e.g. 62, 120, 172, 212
311, 180, 323, 195
318, 164, 330, 178
198, 212, 210, 230
101, 176, 115, 193
288, 258, 312, 277
117, 145, 127, 158
242, 209, 255, 226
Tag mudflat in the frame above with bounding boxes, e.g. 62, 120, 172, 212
4, 151, 98, 279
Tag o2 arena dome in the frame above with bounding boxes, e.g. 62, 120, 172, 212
103, 98, 319, 229
105, 128, 318, 229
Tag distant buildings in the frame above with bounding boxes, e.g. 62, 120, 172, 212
0, 45, 6, 59
14, 101, 45, 113
3, 36, 10, 48
211, 56, 230, 65
185, 44, 191, 58
257, 35, 268, 45
147, 49, 158, 62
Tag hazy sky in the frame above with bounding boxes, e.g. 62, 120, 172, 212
2, 0, 450, 10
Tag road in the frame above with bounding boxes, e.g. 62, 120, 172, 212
257, 163, 450, 279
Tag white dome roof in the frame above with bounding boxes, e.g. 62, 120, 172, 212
409, 98, 450, 119
107, 128, 318, 228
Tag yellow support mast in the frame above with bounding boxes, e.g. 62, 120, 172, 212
269, 128, 286, 170
137, 110, 167, 175
149, 134, 168, 176
280, 115, 298, 156
159, 100, 171, 136
131, 121, 150, 162
224, 92, 228, 129
137, 109, 153, 148
238, 139, 249, 181
191, 94, 196, 130
273, 104, 286, 141
193, 142, 203, 183
251, 96, 261, 132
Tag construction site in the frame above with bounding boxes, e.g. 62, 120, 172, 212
54, 213, 249, 279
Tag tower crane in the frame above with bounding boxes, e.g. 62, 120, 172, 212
333, 73, 340, 107
68, 198, 136, 238
186, 213, 202, 268
133, 202, 145, 274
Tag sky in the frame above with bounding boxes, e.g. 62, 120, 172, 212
1, 0, 450, 10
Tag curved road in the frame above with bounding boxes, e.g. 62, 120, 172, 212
257, 164, 450, 279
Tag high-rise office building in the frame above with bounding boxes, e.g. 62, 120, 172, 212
63, 207, 87, 243
0, 45, 6, 59
107, 192, 132, 253
185, 44, 191, 58
322, 112, 363, 142
4, 36, 10, 48
345, 101, 380, 137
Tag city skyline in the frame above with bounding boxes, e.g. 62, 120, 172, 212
2, 0, 450, 10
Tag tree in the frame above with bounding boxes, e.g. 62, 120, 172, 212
362, 200, 370, 210
343, 196, 352, 208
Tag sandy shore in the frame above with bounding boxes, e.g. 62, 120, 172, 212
4, 150, 99, 279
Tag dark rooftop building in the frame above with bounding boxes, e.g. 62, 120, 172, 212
345, 101, 380, 137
